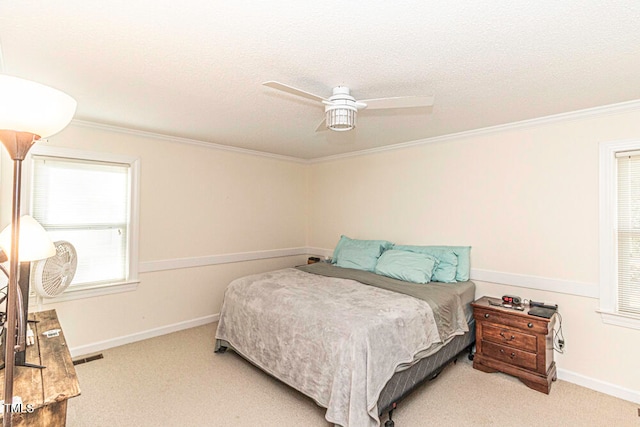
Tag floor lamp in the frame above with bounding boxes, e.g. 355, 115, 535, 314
0, 74, 76, 427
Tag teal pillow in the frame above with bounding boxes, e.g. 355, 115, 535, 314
332, 235, 393, 272
331, 235, 347, 263
374, 250, 438, 284
392, 245, 458, 283
430, 246, 471, 281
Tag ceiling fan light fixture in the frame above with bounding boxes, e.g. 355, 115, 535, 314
326, 105, 357, 132
262, 81, 434, 134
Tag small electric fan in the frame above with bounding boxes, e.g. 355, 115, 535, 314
31, 240, 77, 298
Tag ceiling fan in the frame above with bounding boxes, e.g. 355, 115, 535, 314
263, 81, 434, 132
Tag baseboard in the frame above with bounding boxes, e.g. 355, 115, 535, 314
69, 313, 220, 358
557, 368, 640, 404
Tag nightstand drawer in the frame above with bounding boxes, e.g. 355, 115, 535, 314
474, 307, 548, 334
482, 323, 537, 352
482, 341, 537, 370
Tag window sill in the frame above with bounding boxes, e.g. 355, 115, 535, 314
38, 280, 140, 304
597, 309, 640, 330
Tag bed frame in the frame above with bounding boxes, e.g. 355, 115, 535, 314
215, 319, 475, 427
377, 319, 475, 426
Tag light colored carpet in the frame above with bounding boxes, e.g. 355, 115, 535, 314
67, 323, 638, 427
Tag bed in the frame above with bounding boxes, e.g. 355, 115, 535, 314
215, 248, 476, 427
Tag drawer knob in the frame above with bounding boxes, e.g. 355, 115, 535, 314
484, 313, 490, 318
527, 322, 533, 328
500, 349, 516, 358
500, 331, 516, 341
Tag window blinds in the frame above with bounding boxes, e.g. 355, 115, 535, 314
616, 152, 640, 316
31, 156, 130, 287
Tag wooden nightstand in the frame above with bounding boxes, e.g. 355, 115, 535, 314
472, 296, 557, 394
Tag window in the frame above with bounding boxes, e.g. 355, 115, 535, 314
26, 146, 139, 299
599, 140, 640, 329
615, 152, 640, 317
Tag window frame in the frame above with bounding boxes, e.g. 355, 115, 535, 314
23, 145, 140, 302
599, 139, 640, 330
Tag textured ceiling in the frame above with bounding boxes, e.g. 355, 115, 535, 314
1, 1, 639, 160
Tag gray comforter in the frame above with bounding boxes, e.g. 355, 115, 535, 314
215, 264, 470, 427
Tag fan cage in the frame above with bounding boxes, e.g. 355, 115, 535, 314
326, 106, 356, 131
31, 240, 77, 298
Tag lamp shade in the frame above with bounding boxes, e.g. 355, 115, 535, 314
0, 215, 56, 262
0, 74, 77, 137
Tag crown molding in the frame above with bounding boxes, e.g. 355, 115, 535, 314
70, 119, 308, 164
70, 98, 640, 165
309, 98, 640, 163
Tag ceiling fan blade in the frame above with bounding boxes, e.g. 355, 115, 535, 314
315, 118, 328, 132
263, 81, 327, 103
360, 95, 434, 110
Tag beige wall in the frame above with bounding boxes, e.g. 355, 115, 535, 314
307, 109, 640, 398
2, 106, 639, 401
0, 123, 308, 353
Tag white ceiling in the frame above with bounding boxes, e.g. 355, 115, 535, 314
1, 1, 639, 160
